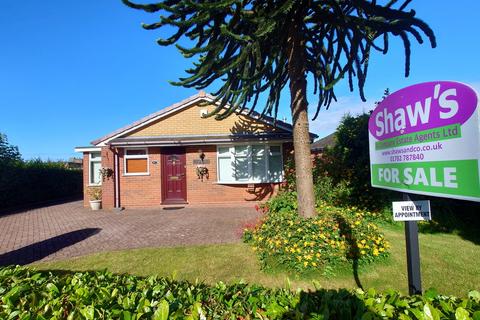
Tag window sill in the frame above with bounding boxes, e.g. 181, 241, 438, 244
123, 173, 150, 177
88, 184, 102, 187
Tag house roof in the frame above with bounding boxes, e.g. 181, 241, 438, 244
311, 133, 336, 151
91, 91, 314, 146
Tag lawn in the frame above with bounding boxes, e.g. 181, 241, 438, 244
34, 224, 479, 297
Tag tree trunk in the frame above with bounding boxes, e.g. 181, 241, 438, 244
286, 14, 316, 218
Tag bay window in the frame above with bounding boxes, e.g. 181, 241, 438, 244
217, 144, 283, 183
124, 148, 149, 175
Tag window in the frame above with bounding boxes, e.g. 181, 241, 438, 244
89, 152, 102, 185
124, 148, 149, 175
217, 144, 283, 183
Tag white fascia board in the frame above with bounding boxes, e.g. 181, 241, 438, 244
74, 146, 102, 153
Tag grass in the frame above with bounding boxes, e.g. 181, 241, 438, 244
34, 224, 479, 297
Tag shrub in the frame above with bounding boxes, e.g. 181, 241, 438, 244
314, 175, 352, 207
314, 112, 398, 211
244, 193, 390, 272
0, 266, 479, 319
0, 158, 82, 211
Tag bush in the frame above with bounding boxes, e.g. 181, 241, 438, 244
0, 266, 479, 319
244, 193, 390, 273
314, 112, 398, 211
0, 159, 82, 210
314, 175, 352, 207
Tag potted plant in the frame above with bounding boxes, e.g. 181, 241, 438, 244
88, 187, 102, 210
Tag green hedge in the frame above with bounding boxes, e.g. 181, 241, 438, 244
1, 266, 479, 319
0, 160, 82, 211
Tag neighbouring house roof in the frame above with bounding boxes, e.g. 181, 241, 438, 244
90, 91, 315, 146
311, 133, 336, 152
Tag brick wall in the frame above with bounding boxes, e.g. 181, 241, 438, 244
185, 145, 281, 203
128, 102, 284, 137
101, 147, 115, 209
118, 147, 162, 208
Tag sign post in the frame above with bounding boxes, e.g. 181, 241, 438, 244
368, 81, 479, 295
402, 193, 422, 295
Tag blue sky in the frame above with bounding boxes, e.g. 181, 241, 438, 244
1, 1, 479, 160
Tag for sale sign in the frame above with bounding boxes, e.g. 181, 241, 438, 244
368, 81, 480, 201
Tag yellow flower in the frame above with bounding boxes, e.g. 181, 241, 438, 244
361, 250, 366, 255
373, 249, 379, 256
252, 247, 257, 251
316, 253, 321, 258
303, 261, 308, 267
312, 262, 317, 267
355, 220, 361, 225
283, 239, 288, 244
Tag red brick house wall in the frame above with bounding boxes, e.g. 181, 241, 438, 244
118, 147, 162, 208
81, 144, 292, 209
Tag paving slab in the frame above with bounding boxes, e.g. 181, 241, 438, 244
0, 201, 259, 265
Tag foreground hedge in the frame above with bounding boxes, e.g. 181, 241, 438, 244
1, 266, 479, 319
0, 160, 82, 210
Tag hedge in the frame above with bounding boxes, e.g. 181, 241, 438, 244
0, 266, 479, 319
0, 160, 82, 211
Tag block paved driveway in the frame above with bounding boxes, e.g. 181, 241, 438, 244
0, 201, 259, 266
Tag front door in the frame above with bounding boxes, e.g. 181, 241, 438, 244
162, 147, 187, 204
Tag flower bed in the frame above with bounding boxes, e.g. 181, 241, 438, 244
244, 193, 390, 272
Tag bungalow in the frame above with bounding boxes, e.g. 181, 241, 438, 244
75, 92, 317, 209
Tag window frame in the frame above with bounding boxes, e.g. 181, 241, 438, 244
123, 147, 150, 176
216, 143, 284, 184
88, 152, 102, 186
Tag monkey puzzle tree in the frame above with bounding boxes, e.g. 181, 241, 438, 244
123, 0, 435, 217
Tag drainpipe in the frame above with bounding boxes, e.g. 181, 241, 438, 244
114, 149, 122, 210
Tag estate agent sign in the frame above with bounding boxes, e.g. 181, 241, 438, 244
368, 81, 480, 201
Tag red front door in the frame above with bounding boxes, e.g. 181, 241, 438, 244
162, 148, 187, 204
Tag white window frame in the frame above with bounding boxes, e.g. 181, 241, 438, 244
216, 143, 284, 184
123, 147, 150, 176
88, 152, 102, 186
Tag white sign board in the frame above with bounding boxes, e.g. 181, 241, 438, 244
392, 200, 431, 221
